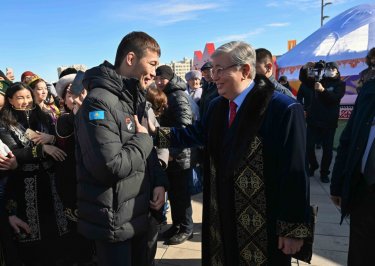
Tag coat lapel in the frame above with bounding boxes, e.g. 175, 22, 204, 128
220, 76, 274, 178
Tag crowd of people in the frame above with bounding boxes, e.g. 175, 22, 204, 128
0, 31, 374, 266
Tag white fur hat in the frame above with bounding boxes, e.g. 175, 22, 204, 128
55, 73, 76, 98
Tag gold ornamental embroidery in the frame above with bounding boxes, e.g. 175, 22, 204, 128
234, 136, 268, 265
277, 220, 312, 238
159, 127, 171, 148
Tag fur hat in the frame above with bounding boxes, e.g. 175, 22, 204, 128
200, 61, 213, 71
185, 70, 202, 81
55, 74, 76, 98
156, 65, 174, 81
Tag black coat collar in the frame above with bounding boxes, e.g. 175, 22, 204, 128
208, 75, 275, 179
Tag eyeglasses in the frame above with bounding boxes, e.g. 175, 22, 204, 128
212, 64, 242, 76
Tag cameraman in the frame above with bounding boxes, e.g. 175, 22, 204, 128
297, 62, 315, 117
306, 62, 346, 183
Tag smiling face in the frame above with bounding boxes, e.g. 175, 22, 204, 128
32, 80, 48, 103
187, 78, 201, 90
202, 68, 213, 82
212, 53, 245, 101
118, 49, 159, 90
8, 88, 33, 110
154, 76, 170, 90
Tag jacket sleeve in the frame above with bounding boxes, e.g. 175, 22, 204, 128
296, 84, 303, 104
169, 92, 193, 128
148, 148, 169, 190
275, 102, 311, 239
0, 126, 44, 164
157, 101, 213, 150
76, 97, 153, 185
330, 94, 359, 196
319, 80, 346, 105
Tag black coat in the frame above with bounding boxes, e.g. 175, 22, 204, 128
306, 77, 346, 128
75, 61, 167, 241
0, 109, 69, 244
297, 83, 314, 112
55, 112, 77, 217
160, 74, 194, 171
199, 80, 219, 118
331, 78, 375, 220
157, 76, 310, 265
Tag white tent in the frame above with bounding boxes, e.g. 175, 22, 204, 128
277, 3, 375, 81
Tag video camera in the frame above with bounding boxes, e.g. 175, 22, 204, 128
307, 60, 326, 82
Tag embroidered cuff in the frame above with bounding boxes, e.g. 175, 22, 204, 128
158, 127, 171, 149
32, 146, 38, 158
276, 220, 312, 239
65, 208, 79, 222
34, 145, 44, 158
5, 200, 17, 216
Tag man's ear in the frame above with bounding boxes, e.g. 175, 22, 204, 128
125, 52, 136, 66
242, 64, 251, 78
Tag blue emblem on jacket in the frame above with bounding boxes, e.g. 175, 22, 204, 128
89, 110, 105, 120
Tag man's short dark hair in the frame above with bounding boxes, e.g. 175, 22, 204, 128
255, 48, 273, 63
114, 31, 161, 69
59, 67, 78, 79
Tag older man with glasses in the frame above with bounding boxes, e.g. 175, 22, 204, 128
141, 40, 311, 265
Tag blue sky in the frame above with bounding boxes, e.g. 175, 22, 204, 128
0, 0, 371, 82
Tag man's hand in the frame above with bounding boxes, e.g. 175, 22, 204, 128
0, 152, 18, 170
6, 67, 15, 81
31, 132, 55, 145
9, 215, 31, 235
314, 82, 325, 92
42, 145, 67, 161
134, 115, 149, 134
278, 236, 303, 255
150, 186, 165, 211
0, 139, 11, 156
330, 195, 341, 208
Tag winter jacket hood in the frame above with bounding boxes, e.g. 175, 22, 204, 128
83, 61, 140, 108
163, 74, 187, 95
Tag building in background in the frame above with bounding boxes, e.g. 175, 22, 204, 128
165, 57, 193, 81
57, 64, 87, 77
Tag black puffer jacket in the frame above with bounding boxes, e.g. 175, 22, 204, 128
159, 75, 194, 171
75, 61, 167, 241
306, 76, 346, 128
160, 75, 192, 127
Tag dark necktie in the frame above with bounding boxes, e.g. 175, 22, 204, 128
228, 101, 237, 128
364, 138, 375, 185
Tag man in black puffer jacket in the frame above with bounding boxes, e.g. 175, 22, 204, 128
75, 32, 168, 266
155, 66, 195, 245
306, 61, 346, 183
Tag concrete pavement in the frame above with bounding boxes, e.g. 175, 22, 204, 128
156, 150, 350, 266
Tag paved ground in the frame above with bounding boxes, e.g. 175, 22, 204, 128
155, 150, 350, 266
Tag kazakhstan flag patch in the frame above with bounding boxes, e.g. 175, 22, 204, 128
89, 110, 105, 120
